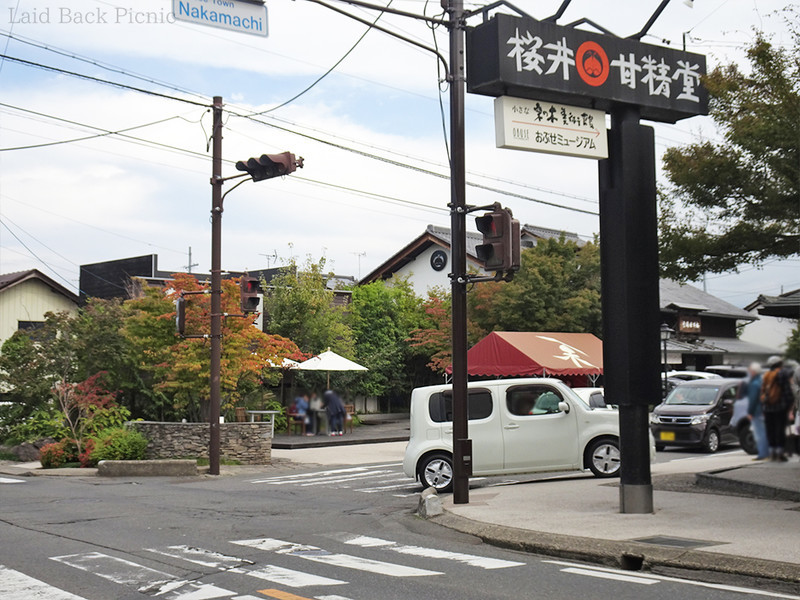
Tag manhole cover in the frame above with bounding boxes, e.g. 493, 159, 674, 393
631, 536, 723, 549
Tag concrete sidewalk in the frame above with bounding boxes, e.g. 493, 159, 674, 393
436, 457, 800, 585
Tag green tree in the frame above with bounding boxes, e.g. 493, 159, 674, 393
786, 323, 800, 362
263, 256, 354, 357
470, 238, 602, 335
349, 278, 425, 402
659, 33, 800, 280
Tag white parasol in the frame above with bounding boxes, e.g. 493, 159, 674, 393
295, 349, 368, 387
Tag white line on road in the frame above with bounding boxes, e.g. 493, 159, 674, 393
338, 534, 525, 569
297, 470, 397, 487
545, 560, 800, 599
232, 538, 442, 577
0, 476, 25, 484
561, 566, 660, 585
146, 545, 254, 569
250, 463, 402, 485
0, 565, 87, 600
50, 551, 174, 590
245, 565, 347, 588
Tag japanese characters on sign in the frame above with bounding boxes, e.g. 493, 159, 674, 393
495, 96, 608, 159
467, 14, 708, 123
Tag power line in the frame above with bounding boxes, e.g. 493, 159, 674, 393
0, 53, 209, 107
0, 217, 81, 293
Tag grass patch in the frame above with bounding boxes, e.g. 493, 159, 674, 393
196, 457, 242, 466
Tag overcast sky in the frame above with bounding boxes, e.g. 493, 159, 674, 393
0, 0, 796, 307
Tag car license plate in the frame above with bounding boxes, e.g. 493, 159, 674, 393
660, 431, 676, 441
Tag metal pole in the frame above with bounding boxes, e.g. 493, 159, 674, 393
209, 96, 223, 476
662, 338, 668, 397
448, 0, 469, 505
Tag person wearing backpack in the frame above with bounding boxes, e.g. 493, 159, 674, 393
761, 356, 795, 462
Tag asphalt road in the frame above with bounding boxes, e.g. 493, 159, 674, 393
1, 445, 796, 600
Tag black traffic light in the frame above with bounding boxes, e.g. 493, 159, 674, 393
175, 296, 186, 335
235, 152, 303, 182
240, 276, 260, 313
475, 206, 521, 273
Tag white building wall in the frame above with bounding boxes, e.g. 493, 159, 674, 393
392, 246, 483, 296
740, 310, 795, 353
0, 279, 78, 347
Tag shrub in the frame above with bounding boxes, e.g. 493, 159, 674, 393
7, 407, 69, 445
39, 442, 67, 469
91, 428, 148, 462
78, 438, 97, 468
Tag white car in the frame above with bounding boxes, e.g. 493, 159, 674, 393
403, 378, 640, 493
664, 370, 722, 381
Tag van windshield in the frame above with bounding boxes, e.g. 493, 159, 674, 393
664, 386, 719, 406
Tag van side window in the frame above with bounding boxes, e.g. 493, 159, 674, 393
507, 385, 563, 416
429, 389, 493, 423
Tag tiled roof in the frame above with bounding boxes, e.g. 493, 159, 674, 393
0, 268, 79, 303
660, 279, 753, 320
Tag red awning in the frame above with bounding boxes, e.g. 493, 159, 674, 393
447, 331, 603, 377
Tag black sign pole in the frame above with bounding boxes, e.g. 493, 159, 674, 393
598, 106, 660, 514
448, 0, 470, 505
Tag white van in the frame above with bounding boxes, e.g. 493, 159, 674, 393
403, 378, 630, 493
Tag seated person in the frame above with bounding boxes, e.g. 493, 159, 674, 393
530, 390, 562, 414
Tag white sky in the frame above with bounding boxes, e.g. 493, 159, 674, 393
0, 0, 797, 308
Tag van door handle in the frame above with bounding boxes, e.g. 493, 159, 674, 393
444, 428, 453, 434
504, 423, 519, 430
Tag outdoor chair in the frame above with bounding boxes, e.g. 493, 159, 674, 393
344, 404, 355, 434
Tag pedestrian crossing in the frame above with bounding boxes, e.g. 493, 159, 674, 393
0, 476, 25, 484
250, 463, 419, 497
0, 532, 524, 599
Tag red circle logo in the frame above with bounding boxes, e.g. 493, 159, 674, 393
576, 41, 609, 87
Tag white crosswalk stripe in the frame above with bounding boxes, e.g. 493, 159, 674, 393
0, 565, 87, 600
0, 476, 25, 484
335, 534, 525, 569
231, 537, 442, 577
250, 462, 418, 496
49, 551, 238, 599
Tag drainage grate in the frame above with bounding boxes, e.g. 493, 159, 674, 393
631, 536, 724, 549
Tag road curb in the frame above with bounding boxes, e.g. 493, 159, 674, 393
696, 468, 800, 502
430, 510, 800, 585
271, 435, 408, 450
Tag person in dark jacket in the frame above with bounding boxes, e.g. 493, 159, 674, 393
761, 356, 795, 462
745, 362, 768, 460
323, 390, 346, 436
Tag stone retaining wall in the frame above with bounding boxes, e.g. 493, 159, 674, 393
127, 422, 271, 465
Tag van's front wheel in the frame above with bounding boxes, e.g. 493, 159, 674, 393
418, 453, 454, 493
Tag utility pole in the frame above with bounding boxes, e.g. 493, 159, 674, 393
209, 96, 223, 476
185, 246, 199, 274
447, 0, 470, 505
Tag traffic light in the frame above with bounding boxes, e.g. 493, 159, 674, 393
175, 296, 186, 335
235, 152, 303, 182
475, 206, 521, 273
240, 276, 260, 313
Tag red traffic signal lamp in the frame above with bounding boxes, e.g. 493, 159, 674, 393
235, 152, 303, 182
475, 206, 521, 273
240, 276, 261, 313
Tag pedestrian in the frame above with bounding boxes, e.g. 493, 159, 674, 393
744, 362, 768, 460
760, 356, 795, 462
323, 389, 346, 436
308, 392, 324, 435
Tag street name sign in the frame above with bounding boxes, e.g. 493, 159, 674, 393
173, 0, 268, 37
494, 96, 607, 159
468, 13, 708, 123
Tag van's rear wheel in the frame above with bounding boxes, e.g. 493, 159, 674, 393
418, 453, 454, 493
587, 438, 621, 478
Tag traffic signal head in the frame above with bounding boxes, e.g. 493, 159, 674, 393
240, 276, 261, 313
235, 152, 303, 182
475, 207, 521, 273
175, 296, 186, 335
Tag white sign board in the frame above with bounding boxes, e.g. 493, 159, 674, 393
173, 0, 267, 37
494, 96, 607, 159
